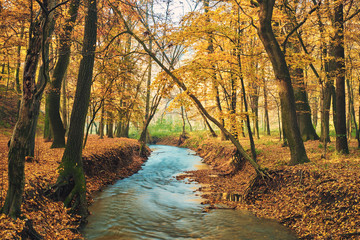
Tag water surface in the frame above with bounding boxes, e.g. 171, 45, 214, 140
84, 145, 298, 240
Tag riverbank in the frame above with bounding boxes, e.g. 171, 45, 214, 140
159, 134, 360, 240
0, 135, 149, 239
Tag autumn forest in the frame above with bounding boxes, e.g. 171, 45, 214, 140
0, 0, 360, 239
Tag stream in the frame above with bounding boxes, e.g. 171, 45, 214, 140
83, 145, 298, 240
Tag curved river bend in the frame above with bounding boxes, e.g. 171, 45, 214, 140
84, 145, 298, 240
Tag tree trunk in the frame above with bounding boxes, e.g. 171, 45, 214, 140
312, 96, 318, 127
107, 111, 114, 138
116, 120, 122, 138
346, 78, 358, 142
256, 0, 309, 165
33, 3, 56, 152
27, 65, 47, 157
283, 0, 318, 141
48, 0, 81, 148
99, 103, 104, 138
264, 81, 271, 135
313, 0, 331, 143
1, 2, 48, 218
61, 74, 68, 131
239, 61, 257, 160
181, 105, 186, 136
320, 82, 332, 142
44, 92, 52, 141
249, 84, 260, 139
49, 0, 97, 218
83, 103, 102, 148
293, 67, 319, 141
141, 2, 152, 146
200, 110, 217, 137
332, 2, 348, 154
230, 73, 238, 139
14, 26, 25, 94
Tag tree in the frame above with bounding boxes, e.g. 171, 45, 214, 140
255, 0, 309, 165
48, 0, 97, 217
332, 1, 348, 153
47, 0, 81, 148
1, 0, 55, 218
282, 0, 319, 141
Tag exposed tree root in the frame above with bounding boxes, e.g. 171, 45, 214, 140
20, 219, 44, 240
45, 175, 88, 223
177, 133, 188, 146
45, 178, 75, 203
243, 170, 280, 202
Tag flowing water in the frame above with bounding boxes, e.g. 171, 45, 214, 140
84, 145, 298, 240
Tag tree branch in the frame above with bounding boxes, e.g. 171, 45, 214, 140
282, 1, 321, 53
49, 0, 70, 14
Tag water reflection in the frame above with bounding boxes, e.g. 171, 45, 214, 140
84, 145, 298, 240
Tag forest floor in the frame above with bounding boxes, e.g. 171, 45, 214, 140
159, 134, 360, 240
0, 134, 149, 239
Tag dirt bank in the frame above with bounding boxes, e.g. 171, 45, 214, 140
161, 134, 360, 240
0, 135, 150, 239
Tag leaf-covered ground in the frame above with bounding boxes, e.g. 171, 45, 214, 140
0, 135, 149, 239
162, 135, 360, 240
